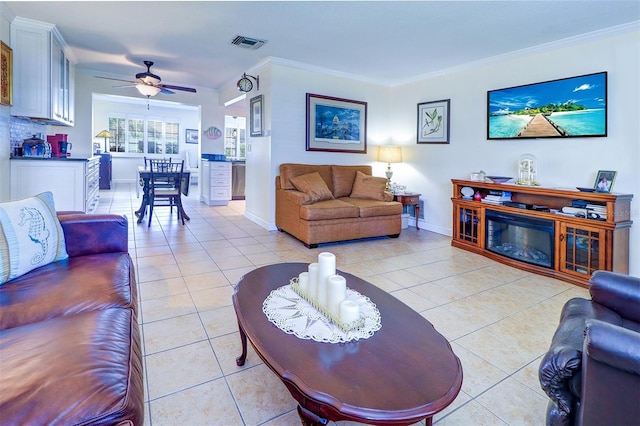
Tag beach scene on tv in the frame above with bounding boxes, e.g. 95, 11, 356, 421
488, 72, 606, 139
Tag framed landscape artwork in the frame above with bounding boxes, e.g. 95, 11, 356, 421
417, 99, 450, 144
487, 72, 607, 140
306, 93, 367, 153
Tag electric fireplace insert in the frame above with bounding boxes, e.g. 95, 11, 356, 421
485, 210, 554, 269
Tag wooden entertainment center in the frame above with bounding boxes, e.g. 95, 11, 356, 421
451, 179, 633, 287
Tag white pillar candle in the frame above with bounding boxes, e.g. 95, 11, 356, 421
326, 275, 347, 317
317, 252, 336, 308
340, 300, 360, 324
308, 263, 319, 304
298, 271, 309, 296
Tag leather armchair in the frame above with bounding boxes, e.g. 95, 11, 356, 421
539, 270, 640, 425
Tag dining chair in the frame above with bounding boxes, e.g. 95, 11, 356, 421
147, 159, 185, 227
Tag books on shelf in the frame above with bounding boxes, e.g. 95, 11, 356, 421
482, 190, 512, 205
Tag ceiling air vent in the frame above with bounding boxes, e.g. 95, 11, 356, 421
231, 35, 267, 50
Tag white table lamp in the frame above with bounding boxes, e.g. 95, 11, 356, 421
378, 145, 403, 191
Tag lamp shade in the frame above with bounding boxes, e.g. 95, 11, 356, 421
378, 145, 403, 163
95, 130, 113, 138
136, 84, 161, 97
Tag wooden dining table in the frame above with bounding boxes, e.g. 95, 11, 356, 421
134, 165, 191, 224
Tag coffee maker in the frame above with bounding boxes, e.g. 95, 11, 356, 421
47, 134, 72, 158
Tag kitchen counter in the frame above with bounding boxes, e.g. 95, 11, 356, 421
10, 156, 99, 161
10, 157, 101, 213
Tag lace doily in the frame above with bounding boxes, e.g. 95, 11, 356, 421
263, 283, 382, 343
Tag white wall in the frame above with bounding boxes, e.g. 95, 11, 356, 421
242, 62, 393, 230
243, 26, 639, 276
390, 27, 640, 276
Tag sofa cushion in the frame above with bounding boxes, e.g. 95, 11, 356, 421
331, 165, 373, 198
0, 308, 144, 425
290, 172, 335, 203
350, 171, 388, 201
280, 164, 333, 192
0, 192, 68, 284
0, 253, 136, 330
300, 199, 360, 221
340, 197, 403, 218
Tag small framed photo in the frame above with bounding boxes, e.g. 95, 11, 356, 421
185, 129, 199, 144
594, 170, 617, 193
417, 99, 450, 144
250, 95, 263, 137
306, 93, 367, 153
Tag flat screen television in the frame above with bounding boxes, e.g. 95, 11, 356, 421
487, 72, 607, 140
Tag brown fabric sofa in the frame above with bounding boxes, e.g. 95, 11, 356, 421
276, 163, 403, 248
0, 213, 144, 425
538, 270, 640, 426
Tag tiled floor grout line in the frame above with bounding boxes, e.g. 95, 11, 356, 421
94, 183, 587, 425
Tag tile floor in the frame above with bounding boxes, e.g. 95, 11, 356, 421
95, 183, 590, 426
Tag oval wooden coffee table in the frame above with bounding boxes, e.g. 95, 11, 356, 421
233, 263, 462, 426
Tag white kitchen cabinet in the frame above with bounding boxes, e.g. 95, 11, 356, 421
10, 17, 76, 126
11, 157, 100, 213
201, 160, 231, 206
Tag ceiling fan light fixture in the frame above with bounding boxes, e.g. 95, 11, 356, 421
136, 83, 161, 97
139, 75, 161, 85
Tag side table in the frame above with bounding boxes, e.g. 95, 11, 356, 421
394, 192, 421, 230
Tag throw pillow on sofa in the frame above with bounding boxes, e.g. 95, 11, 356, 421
290, 172, 335, 203
350, 171, 387, 201
0, 191, 69, 284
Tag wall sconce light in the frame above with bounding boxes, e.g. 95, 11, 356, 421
377, 145, 403, 191
237, 73, 259, 92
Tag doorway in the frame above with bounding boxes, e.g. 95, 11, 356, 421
225, 115, 246, 200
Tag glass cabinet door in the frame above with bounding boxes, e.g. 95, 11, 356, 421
455, 205, 481, 246
559, 224, 606, 277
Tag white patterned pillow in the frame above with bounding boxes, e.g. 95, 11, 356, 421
0, 192, 69, 284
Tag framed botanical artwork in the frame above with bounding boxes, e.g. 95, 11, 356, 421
185, 129, 199, 144
594, 170, 617, 193
250, 95, 263, 137
417, 99, 450, 144
1, 41, 12, 106
306, 93, 367, 153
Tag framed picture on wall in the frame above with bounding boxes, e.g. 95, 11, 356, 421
1, 41, 12, 106
185, 129, 199, 144
250, 95, 263, 137
417, 99, 450, 144
306, 93, 367, 153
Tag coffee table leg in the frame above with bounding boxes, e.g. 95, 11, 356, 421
297, 405, 328, 426
236, 322, 248, 366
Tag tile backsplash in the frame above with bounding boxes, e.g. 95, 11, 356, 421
10, 117, 47, 150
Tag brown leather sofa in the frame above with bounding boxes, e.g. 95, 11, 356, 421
276, 164, 403, 248
0, 213, 144, 425
539, 270, 640, 426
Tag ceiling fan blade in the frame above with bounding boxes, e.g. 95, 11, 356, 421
159, 84, 197, 93
160, 88, 175, 95
95, 76, 137, 84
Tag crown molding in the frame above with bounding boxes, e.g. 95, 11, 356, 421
254, 21, 639, 89
391, 20, 640, 87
